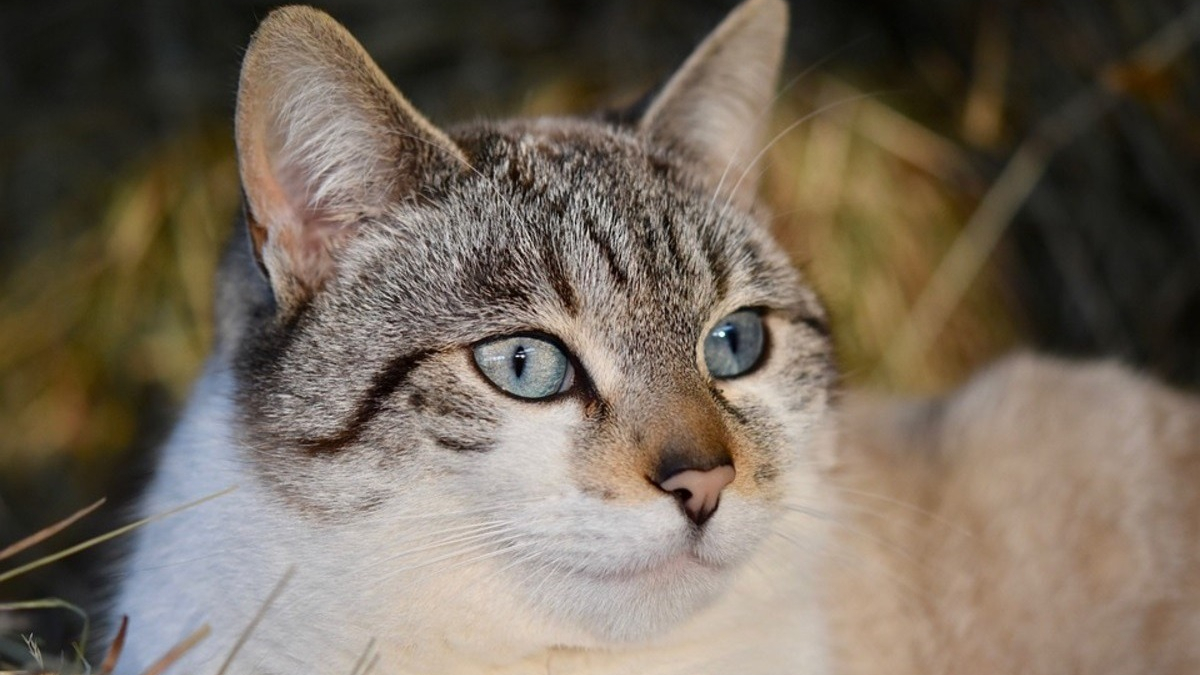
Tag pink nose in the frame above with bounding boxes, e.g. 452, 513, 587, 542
657, 465, 736, 526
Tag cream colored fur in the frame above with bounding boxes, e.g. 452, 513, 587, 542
825, 353, 1200, 674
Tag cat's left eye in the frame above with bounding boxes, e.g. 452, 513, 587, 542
473, 335, 575, 400
703, 309, 766, 379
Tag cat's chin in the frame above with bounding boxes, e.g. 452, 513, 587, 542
520, 527, 763, 644
549, 559, 735, 644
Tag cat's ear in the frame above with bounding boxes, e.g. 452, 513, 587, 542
236, 6, 467, 312
638, 0, 788, 210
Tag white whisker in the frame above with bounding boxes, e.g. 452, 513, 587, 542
821, 483, 973, 538
718, 91, 887, 220
709, 36, 872, 209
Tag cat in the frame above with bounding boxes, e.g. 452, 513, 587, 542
108, 0, 1200, 673
112, 1, 836, 672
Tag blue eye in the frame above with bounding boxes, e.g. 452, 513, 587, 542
473, 335, 574, 400
703, 310, 766, 379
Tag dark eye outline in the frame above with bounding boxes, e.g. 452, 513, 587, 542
702, 307, 771, 380
470, 331, 591, 403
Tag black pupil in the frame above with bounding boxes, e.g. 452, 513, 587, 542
512, 344, 527, 379
722, 323, 739, 355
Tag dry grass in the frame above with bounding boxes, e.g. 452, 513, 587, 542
0, 128, 239, 668
0, 489, 234, 673
767, 76, 1018, 391
0, 129, 236, 472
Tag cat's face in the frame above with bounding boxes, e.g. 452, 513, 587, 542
228, 0, 830, 647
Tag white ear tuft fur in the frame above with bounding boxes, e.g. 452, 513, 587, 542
236, 6, 467, 311
639, 0, 789, 211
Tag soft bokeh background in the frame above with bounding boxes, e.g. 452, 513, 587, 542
2, 0, 1199, 668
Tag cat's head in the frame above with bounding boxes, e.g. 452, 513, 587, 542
227, 0, 832, 650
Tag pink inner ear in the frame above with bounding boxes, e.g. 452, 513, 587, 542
242, 123, 355, 297
234, 5, 471, 305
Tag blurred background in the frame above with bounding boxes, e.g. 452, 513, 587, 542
2, 0, 1199, 668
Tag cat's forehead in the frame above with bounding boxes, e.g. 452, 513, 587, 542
458, 118, 664, 182
447, 117, 697, 227
448, 117, 780, 280
361, 121, 786, 304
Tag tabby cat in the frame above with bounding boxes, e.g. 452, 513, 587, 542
111, 1, 1200, 673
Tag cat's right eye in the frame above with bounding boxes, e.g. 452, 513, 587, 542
473, 335, 575, 400
704, 309, 766, 379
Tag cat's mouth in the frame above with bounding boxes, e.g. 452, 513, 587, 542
599, 551, 707, 581
566, 543, 732, 585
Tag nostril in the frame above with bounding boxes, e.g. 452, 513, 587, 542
670, 487, 693, 504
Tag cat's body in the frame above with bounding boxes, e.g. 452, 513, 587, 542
827, 354, 1200, 674
110, 1, 1200, 673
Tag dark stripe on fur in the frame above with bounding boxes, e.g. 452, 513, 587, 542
700, 228, 729, 299
640, 216, 660, 268
752, 462, 780, 486
300, 349, 434, 455
741, 240, 771, 281
661, 213, 686, 270
465, 255, 534, 307
434, 435, 494, 453
708, 385, 750, 426
409, 390, 500, 424
790, 313, 831, 337
539, 234, 580, 314
580, 213, 629, 287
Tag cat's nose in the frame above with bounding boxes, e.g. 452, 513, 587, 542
654, 461, 736, 527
